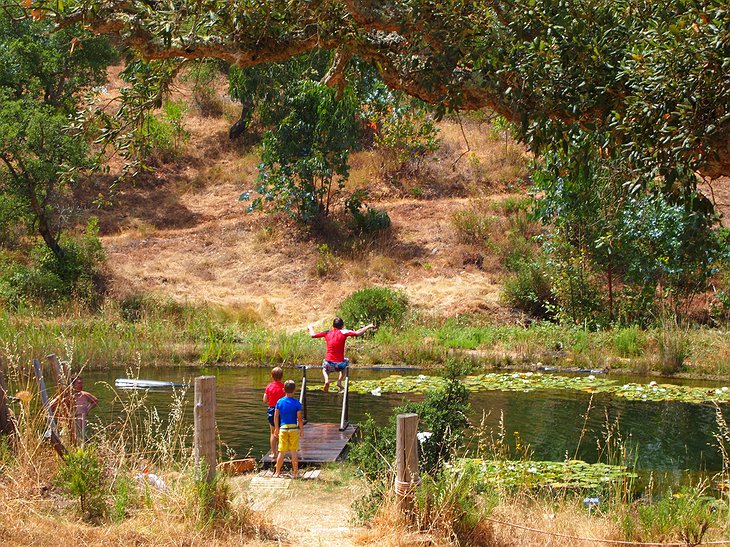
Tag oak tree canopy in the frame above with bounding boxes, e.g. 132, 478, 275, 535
33, 0, 730, 179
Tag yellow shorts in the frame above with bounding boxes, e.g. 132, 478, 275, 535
278, 429, 299, 452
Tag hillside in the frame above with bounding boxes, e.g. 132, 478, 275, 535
88, 73, 533, 329
82, 67, 730, 331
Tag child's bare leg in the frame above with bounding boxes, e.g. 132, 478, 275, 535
269, 425, 278, 458
336, 370, 344, 390
291, 450, 299, 478
322, 368, 330, 392
274, 451, 285, 477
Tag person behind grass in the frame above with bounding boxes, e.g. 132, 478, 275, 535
51, 376, 98, 443
71, 376, 97, 442
263, 366, 286, 459
273, 380, 303, 478
308, 318, 375, 392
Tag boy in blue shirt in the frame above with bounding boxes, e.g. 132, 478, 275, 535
273, 379, 304, 478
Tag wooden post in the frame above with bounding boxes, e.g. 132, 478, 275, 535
299, 366, 308, 424
339, 366, 350, 431
46, 354, 75, 445
0, 361, 17, 437
32, 359, 66, 457
395, 413, 420, 514
194, 375, 216, 484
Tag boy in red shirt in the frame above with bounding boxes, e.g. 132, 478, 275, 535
308, 318, 375, 392
263, 367, 286, 458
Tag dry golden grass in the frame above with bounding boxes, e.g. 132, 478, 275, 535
86, 69, 533, 329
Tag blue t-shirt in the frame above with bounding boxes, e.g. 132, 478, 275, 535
276, 396, 302, 426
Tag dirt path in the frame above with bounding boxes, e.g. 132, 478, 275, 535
234, 468, 369, 546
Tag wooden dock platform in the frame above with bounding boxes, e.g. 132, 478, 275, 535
261, 423, 358, 466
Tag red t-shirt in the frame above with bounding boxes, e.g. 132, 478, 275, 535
264, 381, 286, 408
313, 328, 359, 362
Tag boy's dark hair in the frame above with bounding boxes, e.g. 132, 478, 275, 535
284, 379, 296, 393
271, 367, 283, 381
333, 317, 344, 329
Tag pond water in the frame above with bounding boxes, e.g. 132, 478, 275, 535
82, 366, 728, 481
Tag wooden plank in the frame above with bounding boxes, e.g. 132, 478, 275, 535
0, 361, 17, 437
32, 359, 66, 457
194, 376, 216, 483
250, 476, 291, 489
47, 354, 75, 446
261, 422, 357, 465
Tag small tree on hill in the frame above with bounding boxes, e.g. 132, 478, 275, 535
243, 80, 359, 224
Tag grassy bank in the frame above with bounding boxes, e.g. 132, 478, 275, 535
2, 304, 730, 378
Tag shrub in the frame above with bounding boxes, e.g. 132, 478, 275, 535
139, 100, 190, 163
346, 190, 391, 235
620, 487, 722, 544
349, 375, 470, 480
314, 243, 340, 278
502, 260, 556, 320
451, 209, 494, 245
0, 218, 105, 308
339, 286, 408, 327
55, 446, 109, 523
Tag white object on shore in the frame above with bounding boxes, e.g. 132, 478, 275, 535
416, 431, 432, 444
370, 387, 382, 396
135, 472, 168, 491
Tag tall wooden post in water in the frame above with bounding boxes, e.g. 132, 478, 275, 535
194, 376, 216, 484
395, 413, 420, 514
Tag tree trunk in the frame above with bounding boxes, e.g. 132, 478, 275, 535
228, 98, 254, 140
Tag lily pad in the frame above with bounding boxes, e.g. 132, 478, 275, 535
350, 373, 730, 405
452, 458, 637, 489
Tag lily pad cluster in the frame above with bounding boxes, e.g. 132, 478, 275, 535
350, 373, 730, 404
611, 382, 730, 404
453, 458, 637, 489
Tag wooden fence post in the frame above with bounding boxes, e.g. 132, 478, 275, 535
0, 360, 17, 437
46, 354, 75, 446
32, 359, 66, 457
395, 413, 420, 515
194, 375, 217, 484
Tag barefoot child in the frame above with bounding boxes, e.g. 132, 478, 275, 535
273, 380, 303, 478
308, 318, 375, 392
263, 367, 286, 459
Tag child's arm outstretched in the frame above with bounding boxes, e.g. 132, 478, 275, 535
354, 323, 376, 335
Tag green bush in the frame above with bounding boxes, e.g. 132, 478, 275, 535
55, 446, 109, 523
315, 243, 340, 278
349, 375, 470, 479
502, 260, 556, 320
346, 190, 391, 235
0, 218, 105, 308
339, 286, 408, 327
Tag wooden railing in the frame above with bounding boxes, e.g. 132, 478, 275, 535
298, 365, 350, 431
